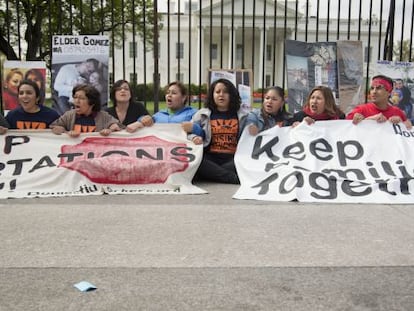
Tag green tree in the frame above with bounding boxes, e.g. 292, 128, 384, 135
0, 0, 160, 62
393, 40, 414, 62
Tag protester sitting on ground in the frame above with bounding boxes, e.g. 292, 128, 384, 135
188, 78, 244, 184
346, 75, 412, 129
241, 86, 292, 135
126, 81, 197, 132
107, 79, 151, 128
2, 68, 24, 110
50, 84, 121, 137
0, 114, 9, 134
289, 85, 345, 127
6, 79, 60, 130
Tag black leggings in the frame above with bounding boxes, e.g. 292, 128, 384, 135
195, 153, 240, 184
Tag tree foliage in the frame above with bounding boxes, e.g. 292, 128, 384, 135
0, 0, 160, 63
393, 40, 414, 62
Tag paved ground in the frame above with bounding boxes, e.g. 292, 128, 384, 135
1, 182, 413, 310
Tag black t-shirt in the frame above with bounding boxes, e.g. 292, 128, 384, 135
207, 111, 239, 159
107, 102, 149, 126
73, 114, 96, 132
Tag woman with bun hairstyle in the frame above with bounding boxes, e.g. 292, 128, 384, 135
188, 78, 244, 184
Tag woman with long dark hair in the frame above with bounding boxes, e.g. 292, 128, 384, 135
189, 78, 244, 184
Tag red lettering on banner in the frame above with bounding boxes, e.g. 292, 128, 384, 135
59, 136, 190, 184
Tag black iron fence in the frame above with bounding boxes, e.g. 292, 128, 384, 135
1, 0, 413, 112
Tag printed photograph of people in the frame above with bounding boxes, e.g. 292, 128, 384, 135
51, 35, 109, 115
2, 62, 47, 112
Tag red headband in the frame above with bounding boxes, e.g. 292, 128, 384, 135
371, 78, 393, 93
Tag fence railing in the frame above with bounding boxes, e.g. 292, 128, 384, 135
1, 0, 413, 112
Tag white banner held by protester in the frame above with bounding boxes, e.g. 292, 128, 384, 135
0, 124, 205, 198
234, 120, 414, 203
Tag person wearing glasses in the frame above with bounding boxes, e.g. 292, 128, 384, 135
106, 80, 150, 127
346, 75, 412, 129
50, 84, 121, 137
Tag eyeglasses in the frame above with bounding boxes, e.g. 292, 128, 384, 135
73, 96, 88, 101
115, 86, 130, 92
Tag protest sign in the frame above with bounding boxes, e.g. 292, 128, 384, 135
0, 124, 205, 198
2, 61, 47, 112
375, 60, 414, 120
285, 40, 363, 114
234, 120, 414, 203
51, 35, 110, 114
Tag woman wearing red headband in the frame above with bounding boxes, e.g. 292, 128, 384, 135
346, 75, 412, 129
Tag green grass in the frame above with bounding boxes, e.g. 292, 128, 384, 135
143, 101, 167, 115
143, 101, 261, 114
44, 99, 261, 115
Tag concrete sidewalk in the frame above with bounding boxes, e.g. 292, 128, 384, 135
1, 182, 413, 310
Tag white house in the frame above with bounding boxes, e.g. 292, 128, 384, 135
110, 0, 385, 89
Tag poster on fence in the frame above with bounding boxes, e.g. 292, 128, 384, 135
51, 35, 110, 115
375, 60, 414, 121
336, 41, 364, 114
285, 40, 363, 114
2, 61, 47, 112
234, 120, 414, 203
0, 124, 206, 199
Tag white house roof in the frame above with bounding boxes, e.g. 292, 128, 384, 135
197, 0, 300, 18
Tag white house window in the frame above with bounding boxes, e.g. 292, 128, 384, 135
266, 45, 272, 61
176, 72, 184, 81
129, 42, 137, 58
211, 44, 218, 60
130, 73, 137, 84
176, 42, 184, 59
185, 1, 198, 12
266, 75, 271, 87
236, 44, 243, 61
364, 46, 372, 63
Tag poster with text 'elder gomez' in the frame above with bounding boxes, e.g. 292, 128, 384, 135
51, 35, 109, 115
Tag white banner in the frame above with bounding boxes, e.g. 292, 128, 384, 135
234, 121, 414, 203
0, 124, 206, 198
